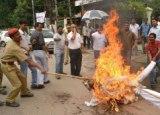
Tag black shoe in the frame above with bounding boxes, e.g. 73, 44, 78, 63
31, 84, 38, 89
150, 84, 156, 89
21, 92, 34, 97
0, 101, 4, 106
155, 79, 158, 84
78, 75, 83, 77
36, 85, 45, 89
56, 75, 61, 79
0, 86, 7, 89
31, 84, 45, 89
44, 80, 50, 84
60, 72, 67, 75
0, 88, 7, 95
6, 102, 20, 107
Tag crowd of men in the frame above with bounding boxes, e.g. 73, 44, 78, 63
0, 17, 160, 107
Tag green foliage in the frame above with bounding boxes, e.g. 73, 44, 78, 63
11, 0, 32, 26
0, 0, 17, 28
0, 0, 80, 29
11, 0, 44, 26
149, 0, 160, 18
116, 0, 146, 21
57, 0, 80, 18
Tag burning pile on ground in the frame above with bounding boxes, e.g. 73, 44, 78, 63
91, 10, 141, 111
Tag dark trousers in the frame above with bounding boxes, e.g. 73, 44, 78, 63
69, 48, 82, 76
83, 36, 91, 49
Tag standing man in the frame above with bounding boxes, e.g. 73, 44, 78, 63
129, 19, 140, 54
30, 22, 50, 89
86, 24, 92, 49
0, 28, 46, 107
129, 19, 140, 38
119, 22, 136, 65
82, 23, 88, 48
53, 26, 66, 79
67, 24, 83, 76
140, 18, 151, 51
158, 16, 160, 27
19, 19, 38, 89
92, 25, 107, 60
145, 33, 160, 89
148, 18, 160, 41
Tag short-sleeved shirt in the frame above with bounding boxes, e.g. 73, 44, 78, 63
30, 30, 45, 50
119, 30, 136, 52
140, 23, 151, 37
19, 29, 30, 50
53, 33, 65, 54
92, 31, 107, 51
145, 41, 160, 58
1, 40, 28, 62
67, 32, 83, 49
19, 29, 30, 53
129, 23, 140, 38
148, 26, 160, 41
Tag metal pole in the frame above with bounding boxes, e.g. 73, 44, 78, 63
81, 0, 84, 16
68, 0, 72, 23
31, 0, 35, 25
54, 0, 58, 30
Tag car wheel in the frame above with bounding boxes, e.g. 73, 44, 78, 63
0, 41, 6, 47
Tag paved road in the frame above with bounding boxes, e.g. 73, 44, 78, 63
0, 49, 160, 115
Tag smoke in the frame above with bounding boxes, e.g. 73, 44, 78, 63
103, 0, 134, 24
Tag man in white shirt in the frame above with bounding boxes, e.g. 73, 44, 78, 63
53, 26, 66, 79
158, 17, 160, 27
92, 25, 107, 59
148, 18, 160, 41
67, 24, 83, 76
19, 20, 37, 89
129, 19, 140, 38
82, 23, 88, 48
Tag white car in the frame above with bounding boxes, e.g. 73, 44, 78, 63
0, 31, 11, 47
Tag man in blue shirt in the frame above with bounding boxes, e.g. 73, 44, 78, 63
140, 18, 151, 52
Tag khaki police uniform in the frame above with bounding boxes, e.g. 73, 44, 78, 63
0, 48, 4, 89
0, 66, 2, 87
0, 40, 31, 102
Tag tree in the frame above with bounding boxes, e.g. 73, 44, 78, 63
0, 0, 17, 28
112, 0, 146, 23
57, 0, 80, 18
149, 0, 160, 18
11, 0, 44, 26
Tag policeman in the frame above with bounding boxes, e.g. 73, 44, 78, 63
0, 28, 46, 107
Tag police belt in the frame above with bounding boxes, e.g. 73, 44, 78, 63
1, 61, 14, 65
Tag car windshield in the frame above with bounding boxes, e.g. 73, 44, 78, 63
42, 30, 53, 38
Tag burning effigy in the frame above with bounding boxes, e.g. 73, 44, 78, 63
84, 10, 160, 112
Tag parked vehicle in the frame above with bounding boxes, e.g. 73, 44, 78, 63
30, 28, 54, 54
0, 31, 11, 47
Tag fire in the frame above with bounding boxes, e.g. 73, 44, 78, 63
93, 10, 140, 108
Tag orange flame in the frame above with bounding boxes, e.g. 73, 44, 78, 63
93, 10, 139, 104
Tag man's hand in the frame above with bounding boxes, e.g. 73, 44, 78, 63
152, 57, 156, 62
47, 53, 52, 58
41, 69, 47, 74
64, 60, 69, 65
